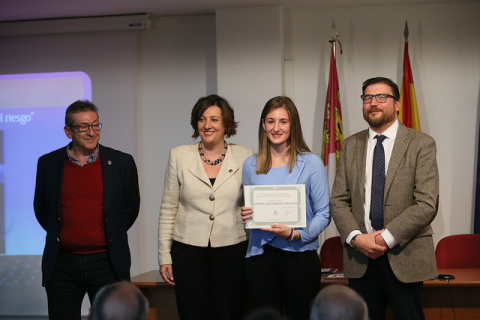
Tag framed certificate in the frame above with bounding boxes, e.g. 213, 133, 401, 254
244, 184, 306, 229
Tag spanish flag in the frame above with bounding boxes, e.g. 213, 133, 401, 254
399, 25, 421, 131
321, 45, 343, 190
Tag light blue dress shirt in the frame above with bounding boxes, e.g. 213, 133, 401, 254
242, 153, 331, 258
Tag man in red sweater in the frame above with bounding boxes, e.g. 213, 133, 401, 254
34, 100, 140, 320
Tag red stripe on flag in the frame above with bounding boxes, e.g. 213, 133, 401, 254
321, 46, 343, 168
400, 41, 421, 131
402, 42, 413, 128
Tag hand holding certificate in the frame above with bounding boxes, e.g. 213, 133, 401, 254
244, 184, 306, 229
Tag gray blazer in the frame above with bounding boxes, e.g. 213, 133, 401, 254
330, 123, 439, 283
158, 142, 254, 265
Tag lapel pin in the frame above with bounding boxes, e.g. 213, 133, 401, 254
107, 160, 112, 165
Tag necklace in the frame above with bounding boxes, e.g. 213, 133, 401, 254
198, 141, 228, 166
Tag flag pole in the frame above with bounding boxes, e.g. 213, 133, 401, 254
320, 21, 344, 243
404, 20, 409, 42
331, 21, 337, 59
400, 19, 422, 131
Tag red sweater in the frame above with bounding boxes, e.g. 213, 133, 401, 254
60, 155, 106, 254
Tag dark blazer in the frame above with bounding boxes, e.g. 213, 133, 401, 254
34, 144, 140, 287
331, 123, 439, 283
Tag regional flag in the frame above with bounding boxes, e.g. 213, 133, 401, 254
321, 46, 343, 190
476, 136, 480, 234
399, 37, 421, 131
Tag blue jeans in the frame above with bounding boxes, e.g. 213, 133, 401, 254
45, 251, 119, 320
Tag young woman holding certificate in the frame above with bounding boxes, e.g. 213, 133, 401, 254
241, 96, 331, 320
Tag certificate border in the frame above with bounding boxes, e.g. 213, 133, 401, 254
244, 184, 306, 229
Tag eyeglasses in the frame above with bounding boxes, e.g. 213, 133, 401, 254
360, 94, 397, 103
70, 123, 102, 132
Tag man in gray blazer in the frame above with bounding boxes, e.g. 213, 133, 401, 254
330, 77, 439, 320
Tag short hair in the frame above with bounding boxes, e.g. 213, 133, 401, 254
190, 94, 238, 139
362, 77, 400, 101
244, 307, 284, 320
256, 96, 310, 174
310, 285, 368, 320
65, 100, 99, 126
91, 281, 149, 320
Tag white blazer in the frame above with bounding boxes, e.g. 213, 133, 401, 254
158, 142, 254, 265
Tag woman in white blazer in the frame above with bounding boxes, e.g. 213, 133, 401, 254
158, 95, 254, 320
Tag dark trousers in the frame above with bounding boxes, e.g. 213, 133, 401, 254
45, 251, 119, 320
171, 240, 249, 320
348, 254, 425, 320
245, 245, 321, 320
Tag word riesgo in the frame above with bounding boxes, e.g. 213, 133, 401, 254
0, 112, 34, 125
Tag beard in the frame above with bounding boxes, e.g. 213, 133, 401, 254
363, 107, 396, 130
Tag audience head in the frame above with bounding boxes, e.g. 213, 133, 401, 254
190, 94, 238, 139
89, 281, 149, 320
310, 285, 368, 320
244, 307, 284, 320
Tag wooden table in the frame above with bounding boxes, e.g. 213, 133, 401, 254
132, 268, 480, 320
132, 270, 178, 320
423, 269, 480, 319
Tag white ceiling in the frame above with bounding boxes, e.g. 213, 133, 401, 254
1, 0, 476, 22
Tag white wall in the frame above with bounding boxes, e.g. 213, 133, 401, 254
288, 2, 480, 243
216, 6, 285, 151
136, 2, 480, 277
136, 14, 217, 272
